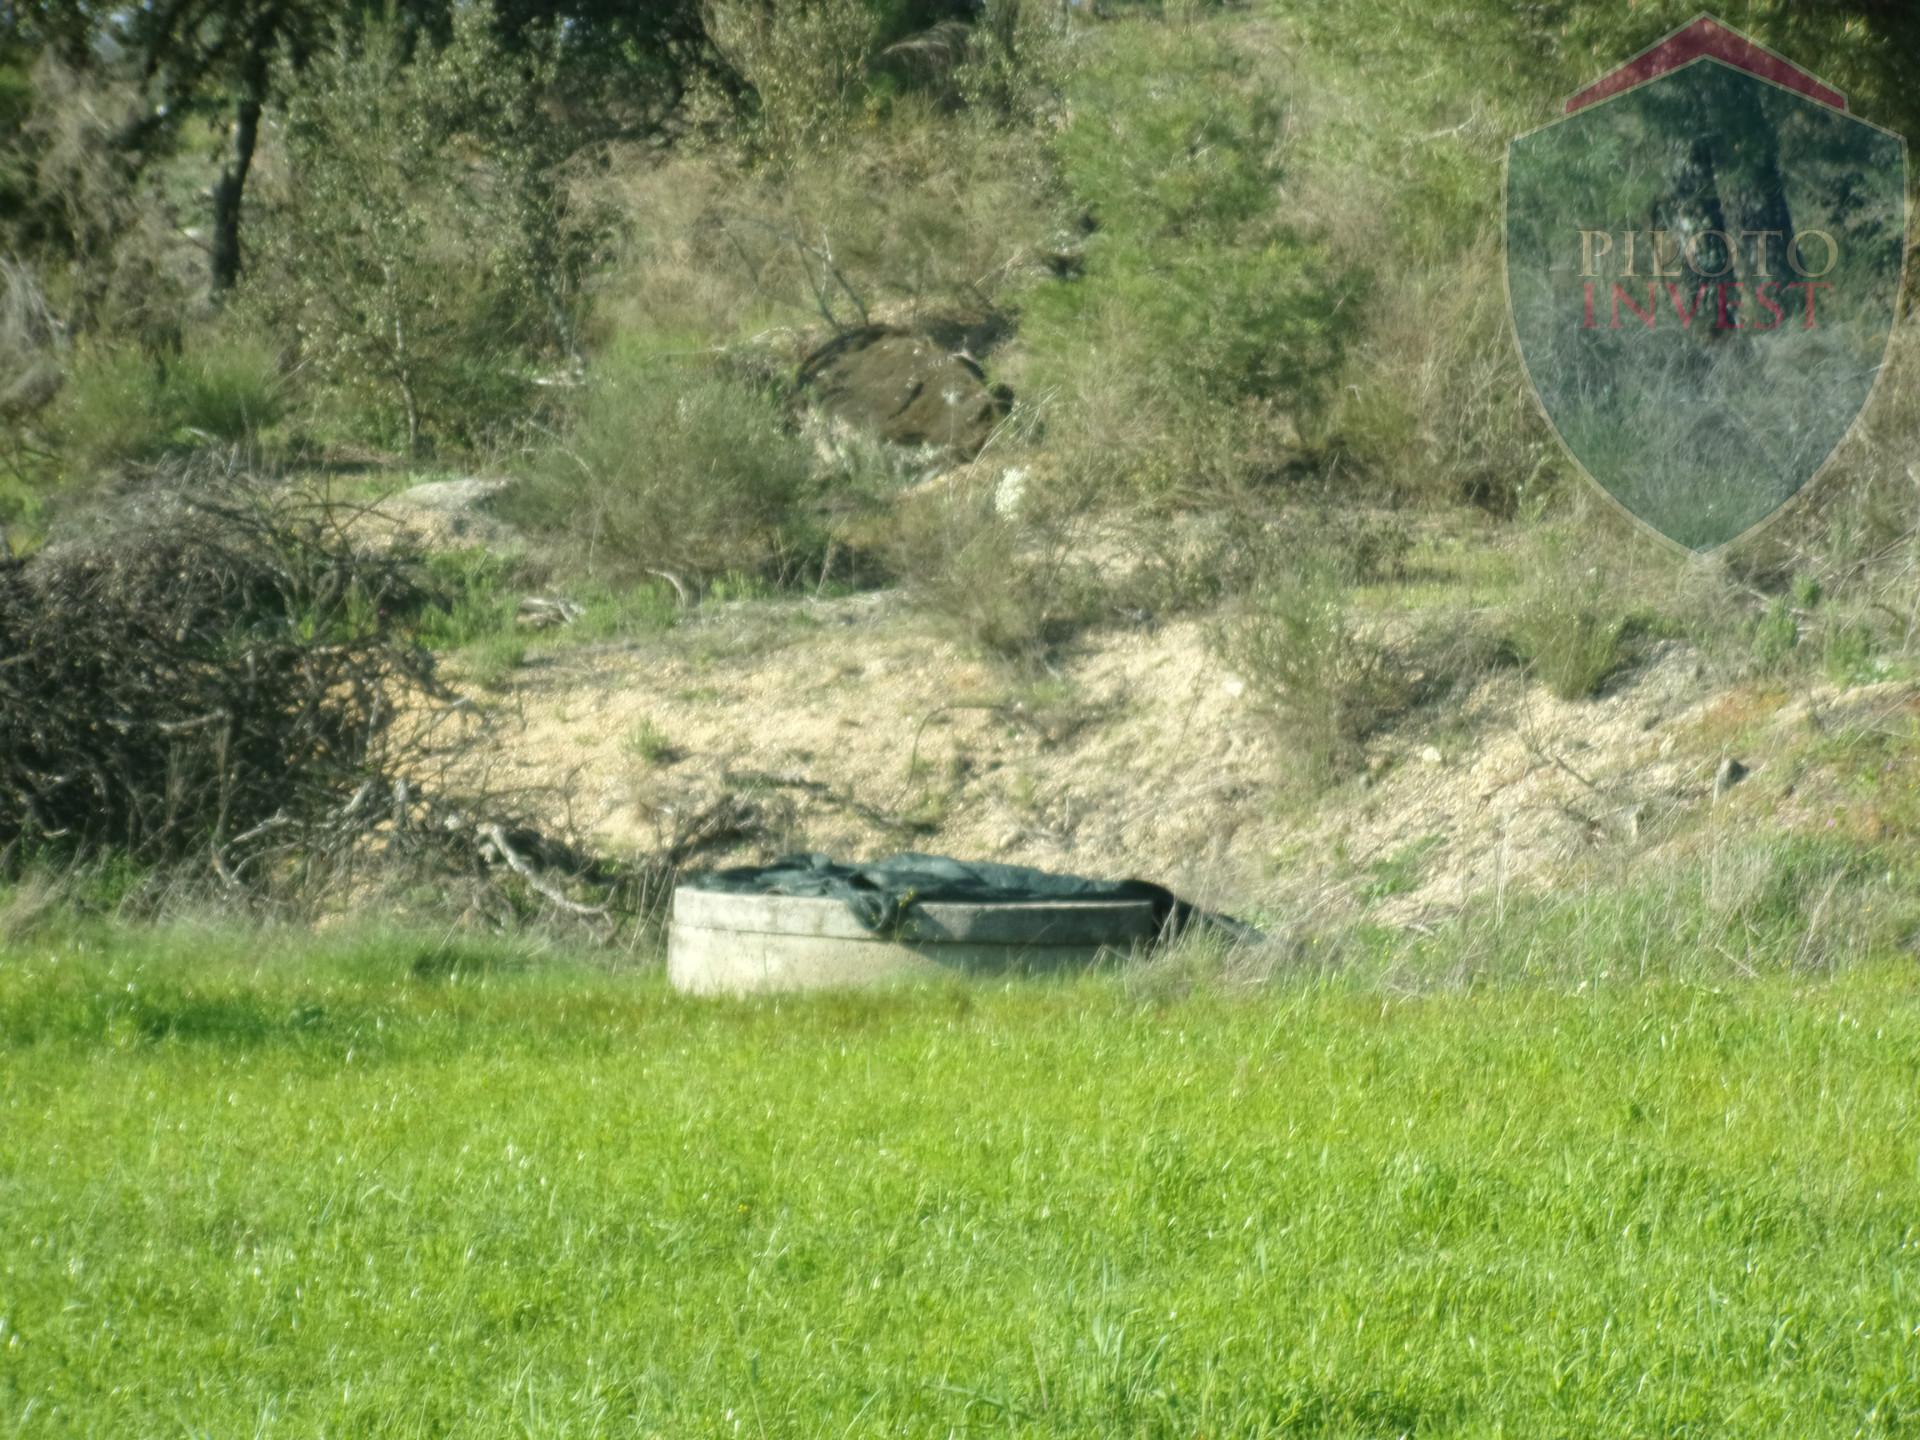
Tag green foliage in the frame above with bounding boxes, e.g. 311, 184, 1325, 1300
1507, 599, 1630, 701
412, 548, 522, 651
1032, 240, 1344, 412
563, 580, 682, 642
1741, 574, 1892, 687
1214, 547, 1409, 783
1511, 606, 1632, 703
1749, 596, 1802, 675
42, 345, 174, 471
1821, 619, 1881, 686
167, 334, 287, 442
1501, 534, 1644, 700
45, 332, 283, 473
623, 717, 676, 767
508, 350, 823, 587
1329, 240, 1562, 513
703, 0, 886, 161
1024, 23, 1350, 500
886, 477, 1100, 663
954, 0, 1069, 120
1052, 35, 1288, 243
460, 630, 529, 690
249, 6, 591, 455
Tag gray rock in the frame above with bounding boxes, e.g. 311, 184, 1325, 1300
1712, 756, 1748, 801
795, 326, 1012, 460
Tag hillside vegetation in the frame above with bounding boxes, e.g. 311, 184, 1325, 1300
0, 0, 1916, 921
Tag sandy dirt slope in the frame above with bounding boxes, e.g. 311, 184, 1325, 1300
452, 589, 1915, 925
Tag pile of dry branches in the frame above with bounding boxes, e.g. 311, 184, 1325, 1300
0, 468, 670, 937
0, 475, 448, 884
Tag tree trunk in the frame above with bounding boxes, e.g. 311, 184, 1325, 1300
209, 6, 279, 296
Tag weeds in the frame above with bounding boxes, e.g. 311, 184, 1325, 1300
624, 718, 677, 767
886, 471, 1099, 663
43, 331, 283, 475
1214, 549, 1409, 784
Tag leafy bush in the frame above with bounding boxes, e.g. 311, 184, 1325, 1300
955, 0, 1071, 120
704, 0, 885, 160
508, 351, 823, 588
1022, 24, 1351, 501
249, 7, 591, 455
1052, 32, 1287, 243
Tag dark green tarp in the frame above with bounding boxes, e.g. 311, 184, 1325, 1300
685, 852, 1260, 943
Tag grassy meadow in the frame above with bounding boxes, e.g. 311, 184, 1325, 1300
3, 920, 1920, 1437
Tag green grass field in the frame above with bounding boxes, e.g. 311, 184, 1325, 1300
3, 926, 1919, 1437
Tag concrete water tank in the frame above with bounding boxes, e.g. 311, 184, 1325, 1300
667, 883, 1161, 995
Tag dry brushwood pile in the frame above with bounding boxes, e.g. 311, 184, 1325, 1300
0, 473, 641, 925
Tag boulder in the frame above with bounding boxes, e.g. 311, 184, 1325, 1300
378, 475, 520, 552
795, 326, 1012, 460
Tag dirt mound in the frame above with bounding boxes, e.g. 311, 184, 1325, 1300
453, 586, 1916, 929
795, 326, 1012, 459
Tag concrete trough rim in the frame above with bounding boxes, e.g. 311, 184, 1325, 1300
667, 884, 1163, 994
671, 885, 1164, 944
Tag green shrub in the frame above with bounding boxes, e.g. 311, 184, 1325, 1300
413, 549, 521, 652
47, 332, 282, 474
1051, 29, 1288, 243
1738, 573, 1890, 687
956, 0, 1071, 121
45, 344, 172, 470
1510, 600, 1630, 702
1504, 541, 1637, 700
1022, 23, 1351, 501
250, 7, 590, 455
1821, 619, 1880, 685
885, 475, 1099, 663
1328, 241, 1561, 513
704, 0, 885, 161
166, 334, 286, 442
508, 351, 821, 588
1213, 550, 1408, 784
